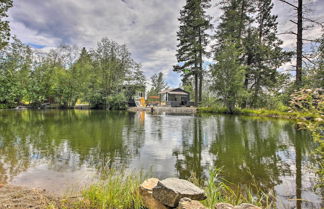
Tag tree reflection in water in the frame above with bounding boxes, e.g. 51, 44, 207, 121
0, 110, 321, 208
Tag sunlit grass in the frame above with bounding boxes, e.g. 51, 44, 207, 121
51, 168, 276, 209
198, 106, 320, 120
190, 168, 275, 209
54, 170, 145, 209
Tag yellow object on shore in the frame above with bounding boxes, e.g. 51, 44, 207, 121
140, 97, 146, 107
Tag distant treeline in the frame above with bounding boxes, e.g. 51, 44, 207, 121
0, 37, 145, 109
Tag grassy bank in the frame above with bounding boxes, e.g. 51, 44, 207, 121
48, 169, 274, 209
197, 106, 322, 121
52, 171, 144, 209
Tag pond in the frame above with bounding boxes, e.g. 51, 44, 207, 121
0, 110, 322, 208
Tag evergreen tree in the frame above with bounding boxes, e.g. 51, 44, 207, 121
174, 0, 211, 106
213, 0, 254, 104
212, 0, 254, 110
245, 0, 291, 107
213, 0, 291, 108
215, 0, 254, 48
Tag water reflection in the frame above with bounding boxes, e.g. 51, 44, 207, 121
0, 110, 322, 208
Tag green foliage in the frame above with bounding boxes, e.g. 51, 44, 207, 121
107, 92, 127, 110
174, 0, 211, 105
147, 72, 168, 96
87, 38, 144, 109
195, 168, 274, 208
243, 0, 291, 107
211, 40, 246, 113
0, 0, 13, 50
211, 0, 291, 111
80, 170, 143, 209
0, 37, 145, 109
0, 37, 32, 108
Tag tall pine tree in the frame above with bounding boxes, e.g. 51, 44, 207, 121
212, 0, 291, 109
174, 0, 211, 106
212, 0, 254, 110
245, 0, 291, 107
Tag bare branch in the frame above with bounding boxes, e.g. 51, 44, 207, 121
302, 38, 319, 42
303, 17, 324, 27
290, 20, 297, 25
278, 0, 298, 9
302, 55, 316, 64
277, 31, 297, 36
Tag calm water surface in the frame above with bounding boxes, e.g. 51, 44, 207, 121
0, 110, 322, 208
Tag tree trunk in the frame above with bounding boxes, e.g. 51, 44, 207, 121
199, 63, 203, 104
194, 61, 199, 107
198, 28, 203, 104
296, 0, 303, 86
238, 0, 246, 40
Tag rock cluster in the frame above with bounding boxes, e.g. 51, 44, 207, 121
139, 178, 206, 209
139, 178, 261, 209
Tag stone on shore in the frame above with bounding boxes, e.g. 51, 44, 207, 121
177, 197, 207, 209
215, 203, 261, 209
152, 178, 206, 207
139, 178, 168, 209
215, 203, 234, 209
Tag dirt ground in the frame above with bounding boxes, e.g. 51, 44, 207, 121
0, 184, 60, 209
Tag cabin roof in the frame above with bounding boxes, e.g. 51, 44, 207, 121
158, 88, 189, 95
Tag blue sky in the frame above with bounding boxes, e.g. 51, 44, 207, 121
8, 0, 324, 87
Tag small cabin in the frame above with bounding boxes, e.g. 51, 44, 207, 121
159, 88, 190, 107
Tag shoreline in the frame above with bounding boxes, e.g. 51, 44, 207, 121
128, 106, 197, 114
197, 107, 323, 121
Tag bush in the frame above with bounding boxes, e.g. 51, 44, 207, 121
107, 93, 128, 110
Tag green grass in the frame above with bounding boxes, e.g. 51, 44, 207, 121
56, 170, 145, 209
198, 106, 321, 121
51, 168, 275, 209
191, 168, 275, 209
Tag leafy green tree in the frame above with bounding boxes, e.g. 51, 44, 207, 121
90, 38, 143, 109
0, 37, 32, 107
27, 46, 73, 107
72, 47, 94, 103
211, 40, 246, 113
27, 58, 55, 106
122, 63, 146, 109
0, 0, 13, 50
174, 0, 211, 106
147, 72, 168, 96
